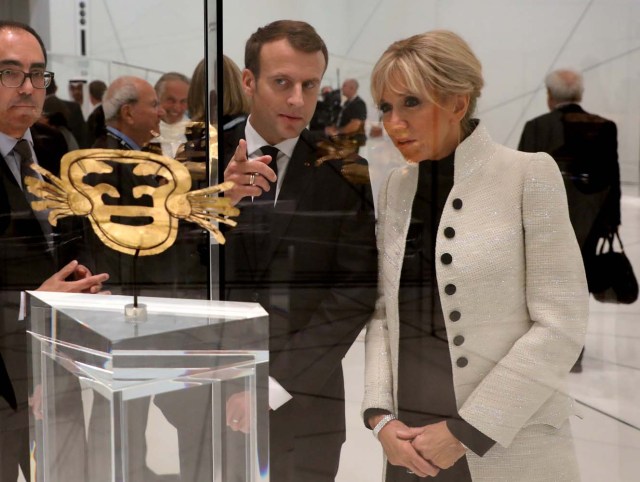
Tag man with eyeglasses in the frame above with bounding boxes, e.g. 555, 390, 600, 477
0, 21, 108, 481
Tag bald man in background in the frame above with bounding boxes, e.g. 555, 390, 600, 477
519, 68, 621, 373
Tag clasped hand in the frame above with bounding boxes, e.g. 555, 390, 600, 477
378, 420, 466, 477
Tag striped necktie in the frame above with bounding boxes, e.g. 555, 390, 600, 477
12, 139, 53, 240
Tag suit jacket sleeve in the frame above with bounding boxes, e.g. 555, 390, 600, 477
361, 172, 395, 417
518, 121, 535, 152
458, 153, 588, 447
269, 174, 378, 401
600, 121, 621, 227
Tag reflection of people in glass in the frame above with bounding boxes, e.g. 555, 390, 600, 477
325, 78, 367, 150
223, 20, 377, 482
363, 30, 587, 481
309, 85, 340, 137
221, 54, 249, 131
95, 76, 165, 151
0, 20, 108, 482
86, 79, 107, 145
518, 69, 621, 372
187, 59, 206, 123
155, 72, 191, 157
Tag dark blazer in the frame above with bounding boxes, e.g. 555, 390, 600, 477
0, 125, 77, 413
86, 104, 106, 147
222, 122, 378, 475
338, 95, 367, 146
62, 98, 89, 148
519, 103, 620, 247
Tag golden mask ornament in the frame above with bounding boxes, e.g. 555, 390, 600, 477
25, 149, 239, 256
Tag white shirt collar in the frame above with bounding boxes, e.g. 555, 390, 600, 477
0, 129, 33, 159
245, 115, 299, 159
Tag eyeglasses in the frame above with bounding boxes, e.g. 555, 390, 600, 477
0, 69, 54, 89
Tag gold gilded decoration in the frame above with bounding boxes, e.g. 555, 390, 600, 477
174, 121, 216, 182
314, 136, 360, 166
25, 149, 238, 255
314, 137, 370, 185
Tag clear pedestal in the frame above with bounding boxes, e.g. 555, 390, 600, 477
27, 292, 269, 482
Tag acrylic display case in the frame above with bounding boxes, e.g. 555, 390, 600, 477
27, 291, 269, 482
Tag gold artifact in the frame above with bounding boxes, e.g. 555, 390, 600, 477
314, 137, 370, 185
25, 149, 239, 255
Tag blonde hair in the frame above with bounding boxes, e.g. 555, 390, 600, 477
371, 30, 484, 135
222, 55, 250, 117
187, 59, 206, 122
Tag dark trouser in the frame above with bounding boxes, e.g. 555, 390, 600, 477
0, 406, 29, 482
1, 372, 87, 482
269, 398, 344, 482
386, 455, 471, 482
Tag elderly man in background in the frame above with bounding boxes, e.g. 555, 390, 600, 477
519, 68, 620, 373
154, 71, 191, 157
94, 75, 164, 150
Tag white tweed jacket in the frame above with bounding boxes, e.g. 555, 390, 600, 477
363, 123, 588, 481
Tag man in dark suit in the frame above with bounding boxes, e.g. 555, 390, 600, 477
326, 78, 368, 150
0, 21, 108, 481
223, 20, 378, 482
519, 68, 621, 372
86, 79, 107, 146
94, 75, 163, 151
45, 78, 89, 148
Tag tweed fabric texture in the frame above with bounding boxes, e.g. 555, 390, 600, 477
362, 123, 587, 481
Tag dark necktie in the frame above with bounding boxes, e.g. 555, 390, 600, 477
13, 139, 38, 191
12, 139, 52, 240
260, 145, 280, 202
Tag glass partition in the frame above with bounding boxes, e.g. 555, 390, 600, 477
217, 2, 640, 482
28, 291, 268, 482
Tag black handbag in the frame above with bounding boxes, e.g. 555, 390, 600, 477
588, 229, 638, 304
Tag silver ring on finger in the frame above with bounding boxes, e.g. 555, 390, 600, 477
248, 173, 256, 186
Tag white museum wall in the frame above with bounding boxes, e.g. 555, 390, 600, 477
223, 0, 640, 186
33, 0, 640, 184
37, 0, 205, 103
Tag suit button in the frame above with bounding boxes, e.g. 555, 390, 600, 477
452, 198, 463, 210
441, 253, 452, 265
456, 357, 468, 368
449, 310, 461, 322
445, 284, 456, 295
444, 227, 455, 238
453, 335, 465, 346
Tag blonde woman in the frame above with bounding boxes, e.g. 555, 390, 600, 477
363, 30, 587, 481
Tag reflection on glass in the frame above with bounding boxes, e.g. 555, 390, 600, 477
28, 291, 268, 482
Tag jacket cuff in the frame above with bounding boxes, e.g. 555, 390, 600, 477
363, 408, 392, 430
446, 419, 496, 457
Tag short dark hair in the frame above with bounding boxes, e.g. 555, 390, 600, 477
245, 20, 328, 79
89, 80, 107, 101
0, 21, 48, 65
